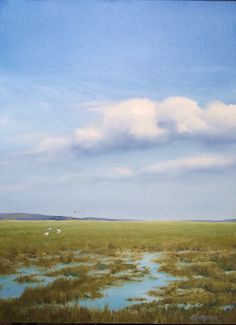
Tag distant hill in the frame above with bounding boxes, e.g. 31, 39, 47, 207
0, 213, 77, 221
1, 213, 234, 222
74, 217, 139, 221
0, 213, 138, 221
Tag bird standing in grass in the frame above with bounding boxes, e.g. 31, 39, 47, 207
44, 227, 52, 236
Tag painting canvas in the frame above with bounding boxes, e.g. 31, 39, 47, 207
0, 0, 236, 324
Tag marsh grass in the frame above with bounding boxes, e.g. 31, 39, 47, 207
110, 260, 138, 274
0, 257, 15, 274
0, 299, 235, 324
0, 220, 236, 323
14, 274, 43, 283
17, 267, 135, 306
1, 221, 235, 263
16, 275, 106, 305
45, 265, 91, 277
151, 248, 236, 310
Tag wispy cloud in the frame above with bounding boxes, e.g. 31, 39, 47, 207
31, 135, 71, 155
143, 155, 236, 176
102, 155, 236, 180
32, 96, 236, 155
103, 167, 135, 180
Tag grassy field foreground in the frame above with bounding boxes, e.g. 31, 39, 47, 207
0, 220, 236, 323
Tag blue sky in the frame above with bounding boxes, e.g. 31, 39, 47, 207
0, 0, 236, 219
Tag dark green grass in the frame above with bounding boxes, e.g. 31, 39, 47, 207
1, 221, 236, 262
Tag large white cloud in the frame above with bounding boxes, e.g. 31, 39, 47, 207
103, 98, 166, 139
73, 98, 166, 151
205, 101, 236, 136
157, 97, 208, 134
34, 96, 236, 154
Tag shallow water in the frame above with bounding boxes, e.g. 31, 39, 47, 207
0, 266, 57, 299
0, 255, 105, 299
0, 261, 88, 299
77, 253, 177, 310
0, 252, 176, 309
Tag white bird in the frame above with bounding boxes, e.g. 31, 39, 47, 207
56, 227, 61, 234
44, 232, 50, 236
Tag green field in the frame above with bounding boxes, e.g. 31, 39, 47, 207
0, 220, 236, 323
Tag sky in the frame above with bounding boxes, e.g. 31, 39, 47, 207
0, 0, 236, 220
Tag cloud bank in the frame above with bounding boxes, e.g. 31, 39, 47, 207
33, 96, 236, 154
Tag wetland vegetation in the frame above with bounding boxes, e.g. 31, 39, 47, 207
0, 220, 236, 323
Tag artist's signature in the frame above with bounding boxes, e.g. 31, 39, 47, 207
190, 314, 218, 322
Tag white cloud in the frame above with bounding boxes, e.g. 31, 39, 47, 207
73, 98, 166, 151
32, 135, 71, 155
143, 155, 236, 175
33, 96, 236, 154
73, 97, 236, 151
103, 98, 166, 139
104, 167, 135, 180
74, 127, 105, 149
98, 154, 236, 181
205, 101, 236, 136
157, 97, 208, 134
